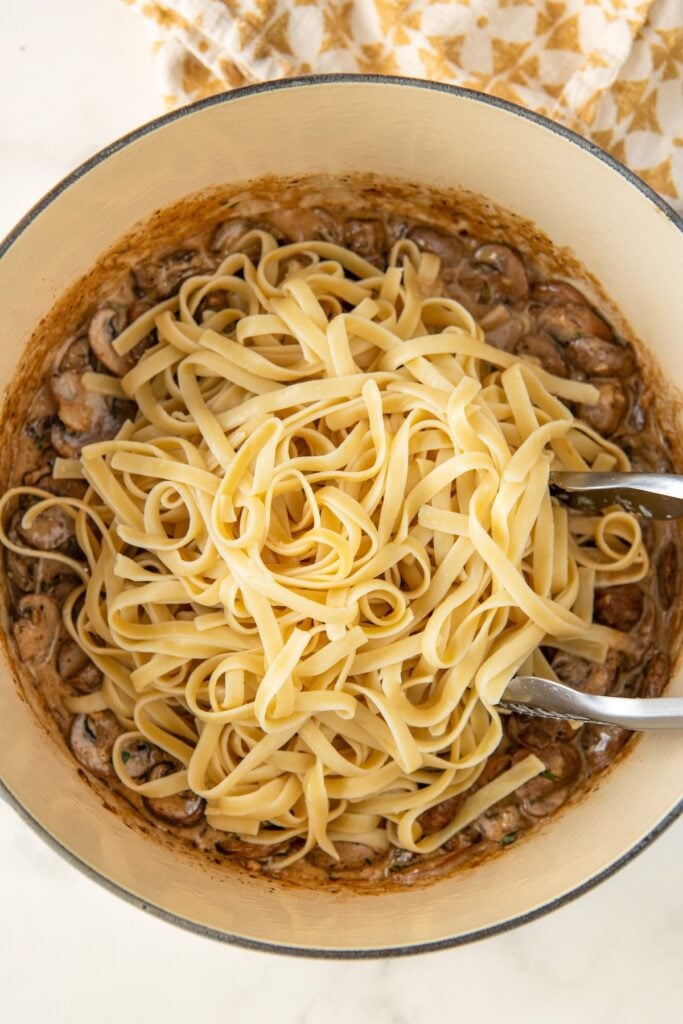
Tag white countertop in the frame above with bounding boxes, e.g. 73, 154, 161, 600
0, 2, 681, 1020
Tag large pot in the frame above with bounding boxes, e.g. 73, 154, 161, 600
0, 76, 681, 957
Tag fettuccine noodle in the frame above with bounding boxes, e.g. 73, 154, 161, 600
0, 231, 648, 863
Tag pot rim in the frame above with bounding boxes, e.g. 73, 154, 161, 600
1, 74, 681, 958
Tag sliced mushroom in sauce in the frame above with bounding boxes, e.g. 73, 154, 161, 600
24, 415, 55, 456
481, 307, 532, 350
406, 224, 464, 266
536, 302, 613, 343
514, 332, 568, 377
506, 714, 576, 751
210, 218, 287, 255
594, 584, 644, 630
642, 651, 670, 698
88, 307, 130, 377
133, 248, 213, 300
477, 802, 528, 843
51, 354, 107, 435
417, 794, 464, 835
56, 641, 102, 694
342, 218, 387, 266
69, 711, 122, 779
308, 841, 379, 871
15, 504, 74, 552
143, 763, 205, 827
574, 380, 627, 435
581, 724, 629, 773
564, 335, 636, 378
618, 435, 673, 474
12, 593, 61, 663
656, 541, 678, 610
469, 244, 529, 302
118, 737, 165, 780
515, 744, 582, 818
551, 650, 620, 697
22, 471, 87, 501
50, 337, 124, 447
5, 548, 36, 593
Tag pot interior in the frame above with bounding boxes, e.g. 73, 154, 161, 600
0, 80, 681, 953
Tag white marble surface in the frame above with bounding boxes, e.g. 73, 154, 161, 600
0, 2, 681, 1020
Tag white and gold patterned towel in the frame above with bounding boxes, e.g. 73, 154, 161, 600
125, 0, 683, 211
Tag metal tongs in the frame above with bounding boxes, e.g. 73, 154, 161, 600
549, 471, 683, 520
501, 471, 683, 728
500, 676, 683, 730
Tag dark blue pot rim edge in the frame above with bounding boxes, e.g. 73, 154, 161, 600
0, 74, 681, 958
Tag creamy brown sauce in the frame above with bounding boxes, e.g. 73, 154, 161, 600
3, 203, 680, 888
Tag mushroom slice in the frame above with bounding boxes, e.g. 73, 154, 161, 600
51, 371, 110, 434
514, 332, 568, 376
536, 302, 613, 342
16, 504, 74, 552
481, 308, 532, 351
472, 244, 529, 301
69, 711, 122, 779
581, 724, 629, 773
118, 737, 165, 780
594, 584, 644, 630
618, 435, 673, 473
133, 249, 213, 300
143, 763, 205, 827
642, 651, 670, 698
57, 641, 102, 693
50, 337, 114, 436
564, 335, 636, 378
88, 307, 130, 376
406, 225, 464, 266
477, 802, 527, 842
58, 337, 91, 374
656, 540, 678, 610
551, 649, 620, 697
50, 404, 123, 457
50, 421, 90, 459
308, 841, 379, 871
506, 713, 575, 750
24, 415, 54, 455
24, 472, 87, 500
5, 516, 37, 592
5, 548, 35, 592
308, 207, 344, 244
210, 218, 285, 254
12, 593, 61, 663
515, 744, 582, 818
575, 381, 627, 435
417, 794, 464, 835
342, 219, 387, 267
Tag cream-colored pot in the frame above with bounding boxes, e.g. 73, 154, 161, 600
0, 77, 681, 957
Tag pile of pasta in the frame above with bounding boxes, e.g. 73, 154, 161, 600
6, 233, 648, 863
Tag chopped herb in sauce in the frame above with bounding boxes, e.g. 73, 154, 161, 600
540, 770, 560, 782
500, 831, 519, 846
